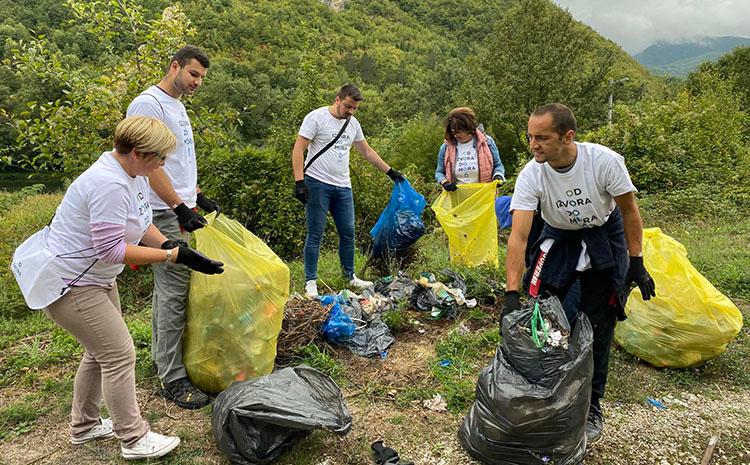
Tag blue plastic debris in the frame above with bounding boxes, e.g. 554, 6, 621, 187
319, 294, 356, 342
439, 359, 452, 368
646, 396, 668, 410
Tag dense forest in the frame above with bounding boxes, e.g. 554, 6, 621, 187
0, 0, 748, 257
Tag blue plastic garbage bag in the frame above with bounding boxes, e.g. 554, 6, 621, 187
495, 195, 512, 229
370, 179, 426, 258
319, 295, 356, 342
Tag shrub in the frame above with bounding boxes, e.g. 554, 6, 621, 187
583, 71, 749, 194
370, 113, 445, 183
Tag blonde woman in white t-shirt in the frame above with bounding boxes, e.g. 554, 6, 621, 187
41, 116, 224, 460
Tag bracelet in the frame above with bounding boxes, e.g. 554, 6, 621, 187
164, 248, 173, 262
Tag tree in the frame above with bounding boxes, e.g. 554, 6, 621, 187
691, 46, 750, 114
465, 0, 615, 171
1, 0, 238, 174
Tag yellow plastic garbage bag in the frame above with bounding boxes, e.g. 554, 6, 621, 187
431, 181, 499, 267
615, 228, 743, 368
184, 213, 289, 393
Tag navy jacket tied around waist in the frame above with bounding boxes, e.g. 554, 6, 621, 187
524, 207, 630, 318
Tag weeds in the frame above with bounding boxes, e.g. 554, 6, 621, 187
430, 326, 500, 411
293, 342, 345, 384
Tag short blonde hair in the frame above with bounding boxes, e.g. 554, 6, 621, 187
114, 116, 176, 158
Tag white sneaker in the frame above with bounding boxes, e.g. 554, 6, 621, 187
348, 274, 373, 289
121, 431, 180, 460
305, 280, 319, 298
70, 418, 114, 445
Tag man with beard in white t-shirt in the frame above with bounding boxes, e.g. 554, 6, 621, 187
291, 84, 405, 298
126, 45, 220, 410
503, 103, 656, 445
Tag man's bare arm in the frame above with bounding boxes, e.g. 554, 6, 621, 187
148, 167, 182, 208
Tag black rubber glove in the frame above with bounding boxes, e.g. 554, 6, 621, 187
501, 291, 522, 317
442, 182, 457, 192
160, 239, 188, 250
173, 203, 207, 232
371, 441, 414, 465
175, 246, 224, 274
386, 168, 405, 182
626, 256, 656, 300
196, 192, 220, 214
492, 174, 504, 182
294, 180, 307, 204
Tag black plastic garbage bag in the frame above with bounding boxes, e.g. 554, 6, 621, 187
374, 273, 417, 301
459, 296, 593, 465
212, 365, 352, 465
502, 296, 578, 389
343, 315, 395, 357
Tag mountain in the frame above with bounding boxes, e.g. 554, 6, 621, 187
635, 36, 750, 77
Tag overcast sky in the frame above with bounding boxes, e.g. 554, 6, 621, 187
551, 0, 750, 54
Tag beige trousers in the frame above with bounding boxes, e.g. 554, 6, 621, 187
44, 284, 149, 446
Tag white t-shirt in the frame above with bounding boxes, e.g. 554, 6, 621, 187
299, 106, 365, 188
511, 142, 636, 230
47, 153, 152, 285
454, 139, 479, 184
127, 85, 197, 210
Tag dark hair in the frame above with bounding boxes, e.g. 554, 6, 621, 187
531, 103, 577, 135
170, 45, 210, 69
444, 107, 477, 142
336, 84, 363, 102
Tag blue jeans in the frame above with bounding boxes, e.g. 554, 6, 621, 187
304, 176, 355, 282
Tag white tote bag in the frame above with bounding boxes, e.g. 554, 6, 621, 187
11, 226, 70, 309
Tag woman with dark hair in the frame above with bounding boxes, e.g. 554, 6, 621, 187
435, 107, 505, 190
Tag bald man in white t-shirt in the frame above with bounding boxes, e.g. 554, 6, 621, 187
504, 103, 656, 445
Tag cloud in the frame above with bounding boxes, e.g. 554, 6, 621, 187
551, 0, 750, 54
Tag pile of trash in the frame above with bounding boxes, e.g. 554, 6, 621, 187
315, 270, 479, 357
459, 295, 593, 464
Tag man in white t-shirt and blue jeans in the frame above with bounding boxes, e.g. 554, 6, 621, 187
504, 103, 656, 445
127, 45, 220, 409
291, 84, 405, 298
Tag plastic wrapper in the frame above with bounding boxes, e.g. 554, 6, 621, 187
459, 296, 593, 464
212, 365, 352, 464
432, 181, 499, 267
185, 213, 289, 394
370, 179, 426, 258
615, 227, 743, 368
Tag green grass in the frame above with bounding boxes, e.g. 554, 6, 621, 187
429, 326, 500, 412
1, 190, 749, 463
640, 192, 750, 300
292, 342, 346, 384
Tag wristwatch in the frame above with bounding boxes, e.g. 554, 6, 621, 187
164, 248, 174, 262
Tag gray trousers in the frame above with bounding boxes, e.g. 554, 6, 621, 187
44, 284, 150, 446
151, 209, 191, 384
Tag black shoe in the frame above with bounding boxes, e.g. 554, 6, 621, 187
159, 378, 210, 409
585, 407, 604, 444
